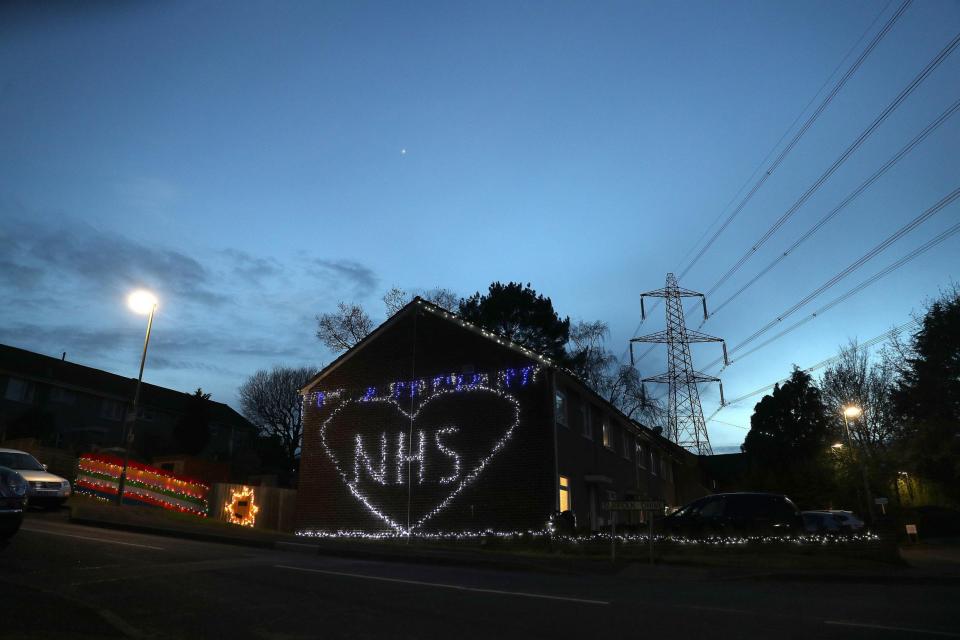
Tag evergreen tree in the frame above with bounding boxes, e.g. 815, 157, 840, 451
171, 388, 212, 456
458, 282, 570, 362
742, 367, 834, 508
892, 287, 960, 501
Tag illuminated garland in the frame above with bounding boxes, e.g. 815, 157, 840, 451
295, 528, 882, 545
308, 364, 539, 408
75, 454, 209, 516
224, 486, 258, 527
319, 385, 522, 535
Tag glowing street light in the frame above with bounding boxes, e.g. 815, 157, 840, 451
117, 290, 159, 506
843, 405, 863, 420
831, 442, 844, 449
840, 403, 874, 522
128, 289, 158, 315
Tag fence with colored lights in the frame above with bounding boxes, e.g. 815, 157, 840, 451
75, 453, 209, 516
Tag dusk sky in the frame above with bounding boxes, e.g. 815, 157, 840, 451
2, 1, 957, 452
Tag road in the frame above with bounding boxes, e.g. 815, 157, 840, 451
1, 510, 958, 639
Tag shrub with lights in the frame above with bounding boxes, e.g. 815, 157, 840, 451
75, 453, 209, 516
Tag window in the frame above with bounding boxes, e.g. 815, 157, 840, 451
637, 442, 647, 469
100, 399, 125, 421
580, 403, 591, 439
559, 475, 571, 512
602, 421, 612, 449
49, 387, 77, 405
622, 431, 632, 460
650, 450, 659, 476
554, 391, 568, 427
137, 407, 155, 422
4, 378, 35, 403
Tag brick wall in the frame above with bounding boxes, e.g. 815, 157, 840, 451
295, 308, 556, 534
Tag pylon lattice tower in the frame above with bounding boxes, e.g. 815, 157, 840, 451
630, 273, 728, 456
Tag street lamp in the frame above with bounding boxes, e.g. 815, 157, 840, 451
117, 289, 158, 506
841, 404, 874, 522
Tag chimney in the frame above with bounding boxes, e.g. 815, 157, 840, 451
62, 352, 67, 361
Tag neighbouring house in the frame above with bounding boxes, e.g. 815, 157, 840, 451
295, 298, 708, 537
0, 343, 258, 467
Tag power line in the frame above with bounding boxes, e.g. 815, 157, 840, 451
675, 0, 913, 282
710, 418, 749, 430
621, 1, 906, 362
698, 27, 960, 307
673, 0, 894, 274
708, 186, 960, 369
705, 96, 960, 322
715, 220, 960, 369
705, 318, 919, 422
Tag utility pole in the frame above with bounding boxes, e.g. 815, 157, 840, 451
631, 273, 727, 455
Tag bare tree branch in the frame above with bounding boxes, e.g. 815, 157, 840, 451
238, 366, 316, 469
316, 302, 373, 352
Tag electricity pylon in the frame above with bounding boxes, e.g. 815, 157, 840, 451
630, 273, 727, 455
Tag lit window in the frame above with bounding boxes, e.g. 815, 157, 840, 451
559, 475, 571, 512
602, 421, 612, 449
580, 403, 591, 439
554, 391, 568, 427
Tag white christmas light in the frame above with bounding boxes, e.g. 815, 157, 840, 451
318, 384, 522, 534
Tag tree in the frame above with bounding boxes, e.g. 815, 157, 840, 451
171, 388, 212, 455
742, 367, 833, 507
318, 287, 458, 355
316, 302, 373, 352
567, 320, 663, 425
383, 286, 459, 315
459, 282, 570, 362
891, 287, 960, 501
819, 342, 899, 500
238, 366, 316, 473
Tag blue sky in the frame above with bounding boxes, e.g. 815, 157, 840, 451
1, 1, 958, 451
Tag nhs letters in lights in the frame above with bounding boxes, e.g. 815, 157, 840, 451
313, 366, 536, 535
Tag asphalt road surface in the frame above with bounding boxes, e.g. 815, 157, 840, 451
1, 510, 958, 640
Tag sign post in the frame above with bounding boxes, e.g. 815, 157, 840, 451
874, 497, 888, 516
601, 500, 665, 564
611, 510, 617, 562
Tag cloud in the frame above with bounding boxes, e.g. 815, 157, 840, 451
308, 258, 378, 297
220, 248, 283, 283
0, 259, 44, 290
0, 216, 228, 306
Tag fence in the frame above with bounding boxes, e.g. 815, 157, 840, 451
209, 483, 298, 532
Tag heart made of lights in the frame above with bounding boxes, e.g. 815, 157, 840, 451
320, 385, 521, 534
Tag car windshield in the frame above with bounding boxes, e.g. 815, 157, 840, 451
0, 452, 45, 471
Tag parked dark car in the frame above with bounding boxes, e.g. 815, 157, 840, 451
1, 466, 28, 545
662, 492, 803, 538
802, 510, 845, 534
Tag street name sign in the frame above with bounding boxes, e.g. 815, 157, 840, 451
602, 500, 664, 511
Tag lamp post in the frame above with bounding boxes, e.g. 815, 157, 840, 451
842, 405, 874, 522
117, 290, 158, 506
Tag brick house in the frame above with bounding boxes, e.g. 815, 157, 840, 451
0, 343, 257, 466
296, 298, 706, 536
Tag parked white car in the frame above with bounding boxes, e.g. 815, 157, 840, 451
0, 449, 71, 508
